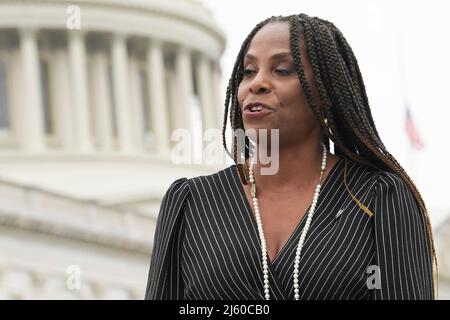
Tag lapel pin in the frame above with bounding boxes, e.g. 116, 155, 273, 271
334, 209, 344, 220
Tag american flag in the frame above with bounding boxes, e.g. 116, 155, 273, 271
405, 105, 424, 150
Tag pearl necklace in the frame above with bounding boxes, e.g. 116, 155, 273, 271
248, 143, 328, 300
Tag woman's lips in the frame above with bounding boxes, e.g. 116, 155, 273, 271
243, 108, 274, 119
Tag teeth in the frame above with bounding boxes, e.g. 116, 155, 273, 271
250, 105, 263, 112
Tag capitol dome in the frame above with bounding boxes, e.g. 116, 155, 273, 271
0, 0, 226, 299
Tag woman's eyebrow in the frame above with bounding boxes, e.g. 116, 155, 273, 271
244, 52, 292, 61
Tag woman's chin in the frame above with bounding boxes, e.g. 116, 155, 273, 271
243, 126, 279, 147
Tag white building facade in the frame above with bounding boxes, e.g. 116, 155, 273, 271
0, 0, 226, 299
435, 215, 450, 299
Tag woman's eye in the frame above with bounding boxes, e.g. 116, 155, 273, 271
243, 69, 255, 76
276, 69, 293, 75
242, 68, 293, 77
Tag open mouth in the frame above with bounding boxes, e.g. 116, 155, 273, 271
243, 106, 273, 118
245, 105, 269, 113
248, 106, 264, 113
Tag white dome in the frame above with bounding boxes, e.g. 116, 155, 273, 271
0, 0, 227, 299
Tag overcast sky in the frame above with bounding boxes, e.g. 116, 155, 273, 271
201, 0, 450, 227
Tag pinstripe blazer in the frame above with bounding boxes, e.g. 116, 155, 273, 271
145, 157, 434, 300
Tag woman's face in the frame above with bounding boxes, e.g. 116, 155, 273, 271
237, 21, 321, 147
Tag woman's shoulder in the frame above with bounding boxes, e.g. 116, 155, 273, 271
337, 156, 379, 191
163, 176, 190, 199
340, 157, 423, 224
344, 157, 419, 208
163, 164, 237, 198
373, 169, 409, 190
341, 157, 416, 204
190, 164, 237, 185
343, 157, 406, 187
371, 168, 417, 205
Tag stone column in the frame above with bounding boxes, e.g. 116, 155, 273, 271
19, 28, 45, 151
212, 62, 224, 130
196, 55, 216, 131
174, 46, 193, 133
90, 51, 113, 151
68, 30, 92, 152
147, 40, 170, 156
111, 33, 133, 152
53, 49, 72, 151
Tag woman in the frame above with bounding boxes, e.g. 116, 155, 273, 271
145, 14, 437, 300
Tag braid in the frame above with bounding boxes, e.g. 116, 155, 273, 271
221, 13, 437, 297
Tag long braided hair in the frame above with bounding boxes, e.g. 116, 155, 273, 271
221, 13, 438, 297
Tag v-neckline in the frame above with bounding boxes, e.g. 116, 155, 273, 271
232, 157, 344, 266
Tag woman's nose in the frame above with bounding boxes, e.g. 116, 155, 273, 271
249, 72, 271, 94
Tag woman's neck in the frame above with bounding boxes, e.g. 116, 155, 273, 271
251, 142, 338, 194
